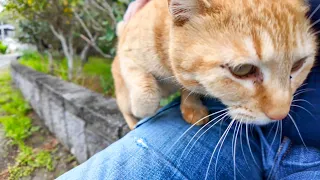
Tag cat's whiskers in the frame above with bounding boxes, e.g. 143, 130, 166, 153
213, 126, 227, 179
158, 71, 188, 82
308, 3, 320, 21
179, 113, 229, 160
295, 88, 315, 94
291, 104, 317, 120
292, 99, 315, 109
184, 90, 194, 102
184, 113, 229, 158
287, 113, 308, 149
266, 122, 277, 139
158, 76, 176, 82
213, 118, 238, 180
312, 29, 320, 36
279, 121, 283, 149
239, 122, 250, 169
233, 120, 243, 180
250, 124, 254, 134
205, 118, 236, 180
231, 121, 239, 180
308, 18, 320, 31
293, 88, 316, 98
168, 108, 230, 153
298, 83, 308, 89
215, 118, 247, 180
266, 159, 276, 180
268, 121, 279, 154
246, 123, 261, 170
171, 112, 229, 179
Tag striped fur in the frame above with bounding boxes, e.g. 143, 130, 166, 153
113, 0, 317, 128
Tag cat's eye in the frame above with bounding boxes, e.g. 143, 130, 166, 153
229, 64, 257, 78
291, 58, 306, 73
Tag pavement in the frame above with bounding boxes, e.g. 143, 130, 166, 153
0, 53, 20, 70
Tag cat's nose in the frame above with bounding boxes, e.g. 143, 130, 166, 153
265, 108, 289, 120
261, 89, 291, 121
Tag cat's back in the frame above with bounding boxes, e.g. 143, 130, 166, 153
118, 0, 173, 77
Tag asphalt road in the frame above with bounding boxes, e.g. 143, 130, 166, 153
0, 54, 20, 70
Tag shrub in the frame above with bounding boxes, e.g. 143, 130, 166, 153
0, 41, 8, 54
83, 57, 114, 96
19, 51, 49, 73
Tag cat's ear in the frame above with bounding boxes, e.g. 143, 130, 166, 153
168, 0, 212, 26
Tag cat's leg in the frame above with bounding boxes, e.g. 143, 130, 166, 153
180, 90, 209, 125
112, 57, 138, 130
157, 79, 180, 98
119, 56, 161, 120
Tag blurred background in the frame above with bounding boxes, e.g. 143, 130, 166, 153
0, 0, 131, 96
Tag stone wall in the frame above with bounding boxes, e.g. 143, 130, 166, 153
10, 62, 129, 163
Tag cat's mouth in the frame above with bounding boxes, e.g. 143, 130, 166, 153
228, 108, 272, 125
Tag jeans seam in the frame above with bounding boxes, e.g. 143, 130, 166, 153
269, 137, 291, 180
135, 101, 180, 128
281, 141, 292, 161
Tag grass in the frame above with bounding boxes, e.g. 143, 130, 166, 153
82, 57, 114, 96
8, 145, 53, 179
19, 50, 179, 105
19, 51, 114, 96
0, 41, 8, 54
0, 70, 54, 180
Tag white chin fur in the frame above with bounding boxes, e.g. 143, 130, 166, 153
228, 109, 272, 126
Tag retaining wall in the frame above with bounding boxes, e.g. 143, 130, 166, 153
10, 62, 129, 163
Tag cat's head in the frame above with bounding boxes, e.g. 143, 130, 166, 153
168, 0, 318, 125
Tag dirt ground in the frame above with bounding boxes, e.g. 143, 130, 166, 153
0, 112, 78, 180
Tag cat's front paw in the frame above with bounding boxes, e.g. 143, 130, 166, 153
130, 90, 160, 119
180, 103, 209, 125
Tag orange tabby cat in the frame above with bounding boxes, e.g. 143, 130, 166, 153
112, 0, 317, 130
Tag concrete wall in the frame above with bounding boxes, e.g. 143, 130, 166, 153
10, 62, 129, 163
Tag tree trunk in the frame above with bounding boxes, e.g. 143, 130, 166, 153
50, 25, 74, 81
67, 34, 74, 81
80, 43, 90, 65
62, 41, 73, 81
47, 51, 54, 75
67, 56, 73, 81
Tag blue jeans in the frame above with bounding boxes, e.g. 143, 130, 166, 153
57, 98, 320, 180
58, 1, 320, 179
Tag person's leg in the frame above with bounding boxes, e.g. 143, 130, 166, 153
58, 0, 320, 179
57, 99, 263, 180
256, 126, 320, 180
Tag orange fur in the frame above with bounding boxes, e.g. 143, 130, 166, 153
113, 0, 318, 128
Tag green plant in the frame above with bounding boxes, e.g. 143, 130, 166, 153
160, 92, 181, 107
54, 58, 69, 81
19, 52, 116, 95
0, 116, 36, 143
20, 50, 43, 60
19, 51, 49, 73
0, 70, 54, 179
100, 75, 115, 96
83, 57, 114, 95
1, 96, 31, 115
0, 41, 8, 54
8, 145, 53, 180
